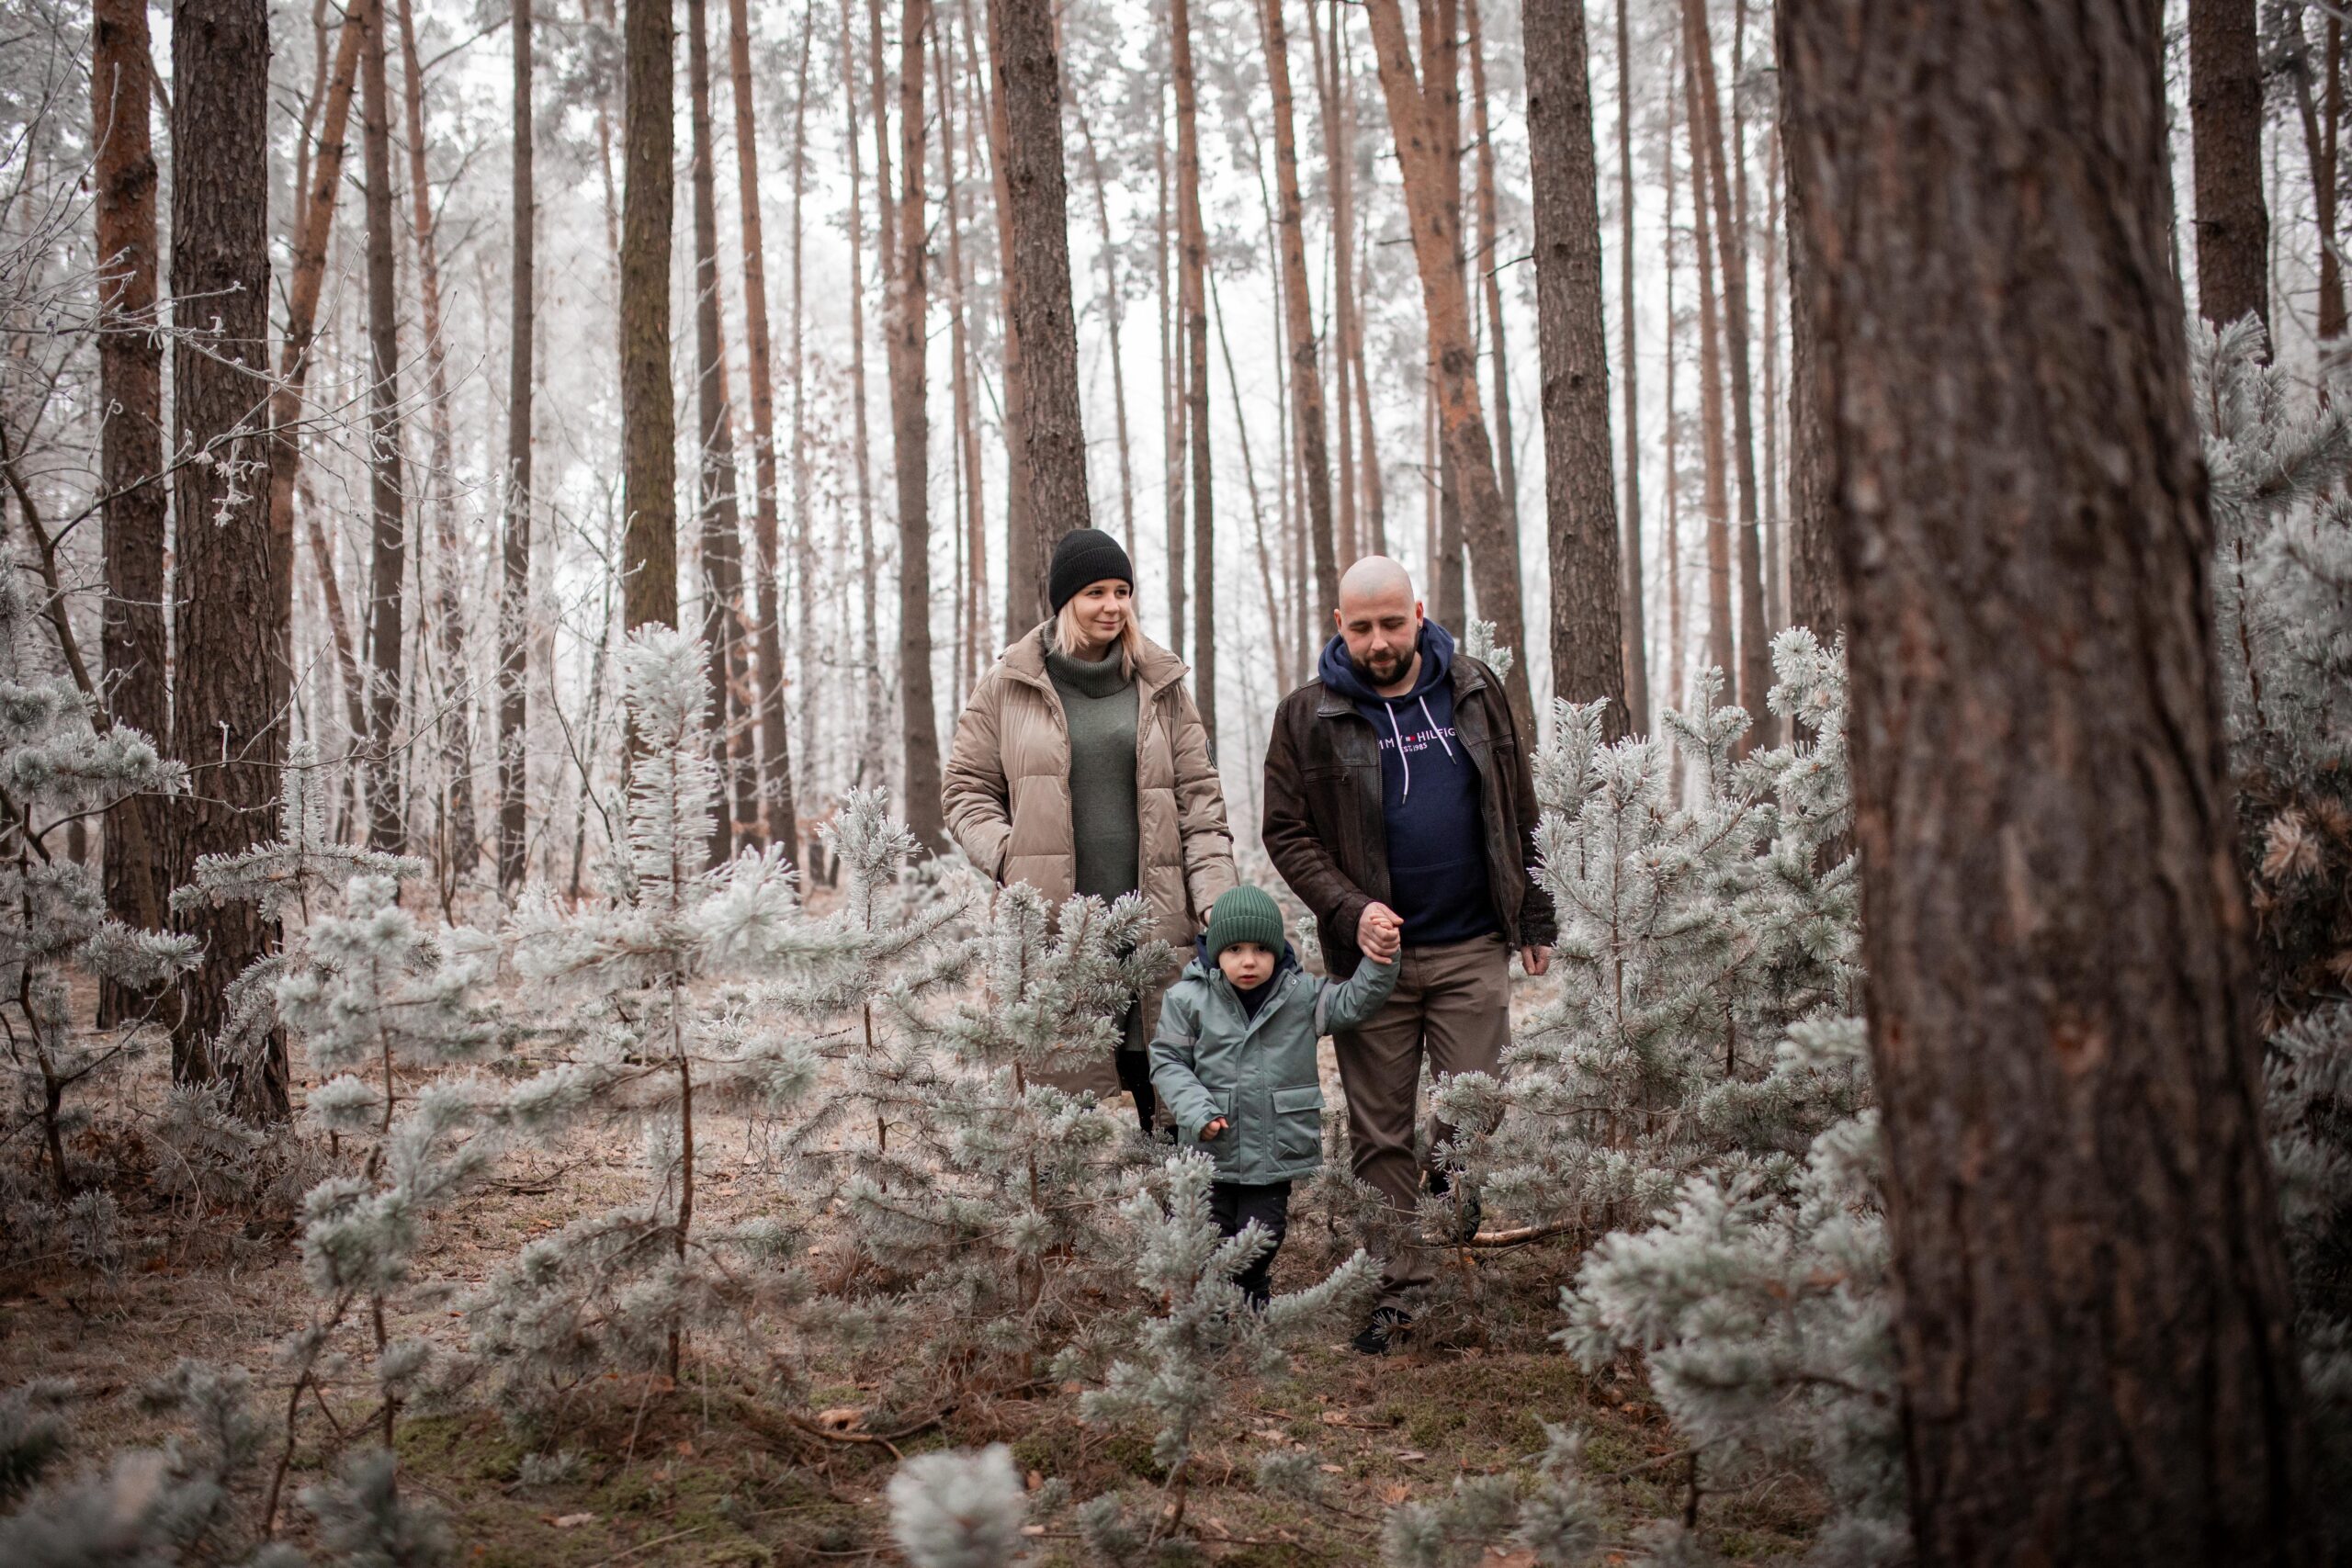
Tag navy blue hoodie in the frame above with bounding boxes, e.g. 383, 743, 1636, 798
1317, 620, 1498, 947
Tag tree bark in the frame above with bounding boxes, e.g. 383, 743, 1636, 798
729, 0, 798, 861
93, 0, 168, 1026
1074, 101, 1136, 545
2285, 8, 2343, 344
171, 0, 287, 1113
891, 0, 945, 849
1465, 0, 1520, 545
395, 0, 479, 887
986, 0, 1094, 620
1172, 0, 1216, 749
358, 0, 408, 854
687, 0, 749, 865
1779, 1, 2312, 1557
842, 0, 885, 790
621, 0, 680, 634
788, 10, 818, 840
974, 0, 1035, 643
1684, 0, 1770, 742
1313, 4, 1359, 568
1614, 0, 1648, 733
1263, 0, 1340, 622
1159, 94, 1185, 656
1684, 36, 1734, 689
1360, 0, 1536, 730
1524, 0, 1627, 736
1775, 7, 1836, 640
2188, 0, 2271, 334
499, 0, 535, 893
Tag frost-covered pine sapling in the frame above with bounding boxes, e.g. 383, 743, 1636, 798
1435, 637, 1860, 1247
256, 873, 500, 1535
479, 626, 834, 1413
887, 1444, 1027, 1568
0, 550, 196, 1194
168, 741, 421, 1099
1077, 1153, 1375, 1547
826, 882, 1170, 1389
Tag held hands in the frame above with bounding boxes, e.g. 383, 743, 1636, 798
1519, 945, 1553, 976
1357, 902, 1404, 964
1201, 1118, 1229, 1141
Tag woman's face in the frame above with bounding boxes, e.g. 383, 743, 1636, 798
1070, 579, 1132, 651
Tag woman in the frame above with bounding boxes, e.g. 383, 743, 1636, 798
943, 528, 1237, 1129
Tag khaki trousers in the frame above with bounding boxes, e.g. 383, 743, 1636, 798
1332, 933, 1510, 1304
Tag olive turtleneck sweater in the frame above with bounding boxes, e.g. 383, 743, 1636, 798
1043, 638, 1142, 908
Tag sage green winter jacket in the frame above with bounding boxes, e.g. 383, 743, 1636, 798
1148, 946, 1399, 1184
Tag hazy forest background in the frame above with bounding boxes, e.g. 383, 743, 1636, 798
3, 0, 2349, 1563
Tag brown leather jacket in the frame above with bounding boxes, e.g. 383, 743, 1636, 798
1261, 652, 1555, 978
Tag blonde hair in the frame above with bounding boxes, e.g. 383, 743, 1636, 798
1054, 592, 1147, 679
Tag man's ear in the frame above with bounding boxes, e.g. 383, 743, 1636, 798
1413, 601, 1425, 622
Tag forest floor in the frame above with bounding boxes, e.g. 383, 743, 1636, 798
0, 967, 1826, 1565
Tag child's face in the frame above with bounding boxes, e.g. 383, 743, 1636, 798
1217, 941, 1276, 989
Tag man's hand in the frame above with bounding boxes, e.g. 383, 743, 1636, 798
1357, 902, 1403, 963
1201, 1117, 1229, 1141
1519, 945, 1553, 977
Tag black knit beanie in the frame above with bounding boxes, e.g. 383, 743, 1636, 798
1047, 528, 1134, 614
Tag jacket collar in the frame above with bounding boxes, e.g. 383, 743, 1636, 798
1002, 620, 1190, 701
1312, 652, 1490, 719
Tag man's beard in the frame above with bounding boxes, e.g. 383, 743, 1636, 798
1351, 647, 1408, 685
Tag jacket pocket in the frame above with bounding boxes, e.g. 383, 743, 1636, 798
1272, 1084, 1324, 1161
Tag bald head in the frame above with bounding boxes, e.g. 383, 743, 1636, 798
1334, 556, 1423, 693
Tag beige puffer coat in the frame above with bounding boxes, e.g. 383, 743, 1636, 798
942, 623, 1238, 1098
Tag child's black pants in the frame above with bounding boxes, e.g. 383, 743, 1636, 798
1210, 1179, 1293, 1308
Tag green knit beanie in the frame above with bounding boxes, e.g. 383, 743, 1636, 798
1204, 886, 1287, 962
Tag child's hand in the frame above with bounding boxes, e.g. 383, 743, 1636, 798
1201, 1118, 1229, 1141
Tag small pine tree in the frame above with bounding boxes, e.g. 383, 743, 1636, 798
0, 551, 196, 1196
887, 1444, 1027, 1568
472, 627, 837, 1421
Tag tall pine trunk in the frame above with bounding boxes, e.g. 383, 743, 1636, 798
1465, 0, 1519, 543
1685, 38, 1734, 688
1262, 0, 1340, 622
1615, 0, 1649, 732
1172, 0, 1216, 745
1159, 93, 1185, 655
729, 0, 799, 860
1775, 5, 1836, 638
2188, 0, 2270, 334
171, 0, 287, 1112
1523, 0, 1626, 735
842, 0, 885, 789
790, 13, 820, 828
499, 0, 535, 892
1781, 0, 2311, 1555
395, 0, 478, 885
976, 0, 1035, 642
1074, 102, 1136, 544
358, 0, 408, 853
687, 0, 749, 864
1361, 0, 1535, 729
890, 0, 945, 849
1684, 0, 1770, 741
621, 0, 680, 634
987, 0, 1096, 611
93, 0, 168, 1025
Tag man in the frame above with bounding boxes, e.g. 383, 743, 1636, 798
1262, 557, 1555, 1354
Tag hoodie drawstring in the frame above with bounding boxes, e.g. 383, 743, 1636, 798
1418, 695, 1455, 760
1384, 702, 1412, 800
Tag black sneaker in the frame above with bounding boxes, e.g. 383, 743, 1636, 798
1351, 1305, 1413, 1356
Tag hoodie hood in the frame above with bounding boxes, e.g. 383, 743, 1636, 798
1317, 618, 1455, 709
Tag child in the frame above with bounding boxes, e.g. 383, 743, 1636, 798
1149, 885, 1400, 1307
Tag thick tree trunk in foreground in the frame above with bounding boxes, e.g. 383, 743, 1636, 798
499, 0, 534, 894
1262, 0, 1339, 623
1361, 0, 1535, 730
1524, 0, 1626, 737
892, 0, 945, 850
171, 0, 286, 1113
93, 0, 168, 1025
621, 0, 679, 633
987, 0, 1094, 618
2188, 0, 2270, 334
359, 0, 407, 853
729, 0, 797, 861
1780, 1, 2311, 1558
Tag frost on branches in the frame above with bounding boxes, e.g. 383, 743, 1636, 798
471, 626, 842, 1422
0, 550, 196, 1213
